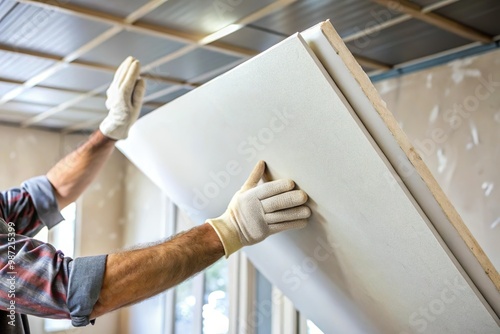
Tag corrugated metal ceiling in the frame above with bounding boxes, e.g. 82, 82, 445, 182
435, 0, 500, 36
148, 48, 242, 81
0, 2, 111, 56
0, 0, 498, 132
138, 0, 277, 36
252, 0, 401, 38
67, 0, 151, 18
78, 30, 188, 67
40, 65, 113, 91
346, 19, 471, 65
0, 50, 55, 81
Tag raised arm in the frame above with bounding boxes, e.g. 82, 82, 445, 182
47, 56, 145, 209
89, 161, 311, 319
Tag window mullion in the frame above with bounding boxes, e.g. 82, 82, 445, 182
238, 252, 256, 334
164, 198, 177, 334
193, 272, 205, 334
228, 250, 241, 334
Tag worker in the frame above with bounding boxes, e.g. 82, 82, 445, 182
0, 57, 311, 332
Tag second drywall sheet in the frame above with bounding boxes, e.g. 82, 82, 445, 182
119, 35, 499, 333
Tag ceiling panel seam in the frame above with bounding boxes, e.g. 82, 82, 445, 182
0, 2, 19, 25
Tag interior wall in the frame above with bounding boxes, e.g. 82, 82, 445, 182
373, 49, 500, 271
0, 124, 125, 334
119, 161, 170, 334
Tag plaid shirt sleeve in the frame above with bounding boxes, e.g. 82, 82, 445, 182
0, 176, 64, 237
0, 176, 107, 327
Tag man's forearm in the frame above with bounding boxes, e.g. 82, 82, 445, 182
47, 130, 116, 209
90, 223, 225, 319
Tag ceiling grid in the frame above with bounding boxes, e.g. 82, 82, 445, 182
0, 0, 497, 132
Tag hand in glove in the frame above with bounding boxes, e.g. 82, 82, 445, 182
207, 161, 311, 257
100, 56, 146, 140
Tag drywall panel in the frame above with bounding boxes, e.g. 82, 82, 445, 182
300, 21, 500, 317
118, 34, 499, 333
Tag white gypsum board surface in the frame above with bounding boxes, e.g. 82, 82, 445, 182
300, 20, 500, 317
118, 36, 376, 334
118, 35, 499, 333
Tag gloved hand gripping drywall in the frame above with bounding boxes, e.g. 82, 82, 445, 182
207, 161, 311, 257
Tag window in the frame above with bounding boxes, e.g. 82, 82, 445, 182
172, 252, 229, 333
202, 259, 229, 334
174, 278, 196, 333
173, 209, 230, 334
254, 270, 273, 334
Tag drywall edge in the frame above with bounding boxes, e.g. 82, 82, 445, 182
300, 20, 500, 319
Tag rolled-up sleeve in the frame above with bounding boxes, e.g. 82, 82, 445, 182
0, 176, 64, 237
67, 255, 107, 326
0, 225, 107, 326
0, 176, 108, 327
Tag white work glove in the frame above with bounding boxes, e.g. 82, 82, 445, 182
207, 161, 311, 258
100, 56, 146, 140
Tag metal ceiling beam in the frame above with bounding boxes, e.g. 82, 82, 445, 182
369, 0, 493, 43
0, 77, 164, 109
342, 0, 459, 43
368, 33, 500, 81
0, 44, 191, 87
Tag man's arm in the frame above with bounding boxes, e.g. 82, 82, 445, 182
46, 131, 116, 209
90, 223, 224, 318
47, 56, 145, 209
88, 161, 311, 321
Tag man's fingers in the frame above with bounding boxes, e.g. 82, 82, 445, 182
261, 189, 307, 212
241, 160, 266, 191
112, 56, 134, 89
268, 219, 309, 235
253, 179, 295, 200
265, 206, 311, 224
132, 78, 146, 107
120, 59, 141, 94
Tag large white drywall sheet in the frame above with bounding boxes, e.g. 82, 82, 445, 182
119, 35, 499, 333
300, 22, 500, 317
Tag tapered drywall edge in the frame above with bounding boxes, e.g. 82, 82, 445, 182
301, 20, 499, 317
